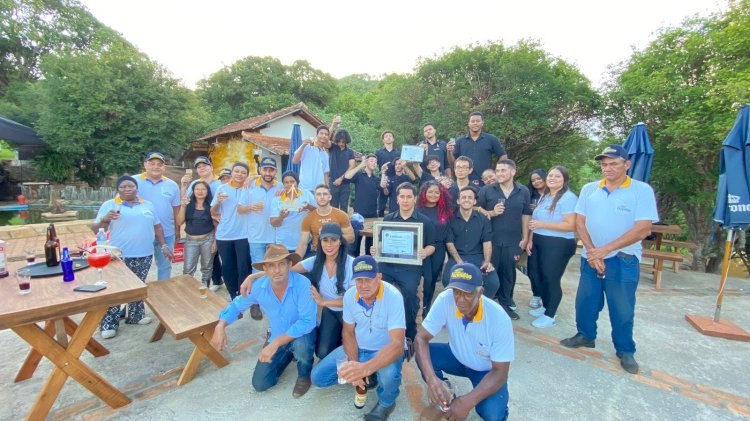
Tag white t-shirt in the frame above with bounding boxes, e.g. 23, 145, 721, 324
343, 281, 405, 351
301, 255, 354, 311
422, 289, 515, 372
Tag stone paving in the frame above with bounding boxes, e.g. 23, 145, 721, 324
1, 226, 750, 420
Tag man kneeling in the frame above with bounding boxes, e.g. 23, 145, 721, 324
311, 256, 406, 421
211, 244, 317, 397
415, 263, 514, 421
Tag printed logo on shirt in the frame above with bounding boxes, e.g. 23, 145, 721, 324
616, 204, 632, 213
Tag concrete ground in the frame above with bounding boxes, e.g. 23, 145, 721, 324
2, 255, 750, 421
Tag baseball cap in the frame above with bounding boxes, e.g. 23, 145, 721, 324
144, 152, 165, 162
319, 223, 343, 241
446, 263, 483, 292
352, 255, 378, 279
193, 156, 211, 167
259, 157, 277, 168
594, 144, 628, 161
218, 168, 231, 178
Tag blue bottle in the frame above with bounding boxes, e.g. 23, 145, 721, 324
61, 247, 75, 282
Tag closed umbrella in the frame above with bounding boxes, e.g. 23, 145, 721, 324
622, 122, 654, 183
286, 123, 302, 174
686, 105, 750, 341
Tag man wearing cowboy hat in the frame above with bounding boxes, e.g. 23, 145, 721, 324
211, 244, 317, 398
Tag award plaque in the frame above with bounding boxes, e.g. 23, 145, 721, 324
372, 221, 423, 265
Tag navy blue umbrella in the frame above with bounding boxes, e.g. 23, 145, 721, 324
713, 105, 750, 229
286, 123, 302, 174
622, 122, 655, 183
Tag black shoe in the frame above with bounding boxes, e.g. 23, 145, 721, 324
250, 304, 263, 321
560, 333, 595, 349
364, 401, 396, 421
616, 352, 639, 374
292, 376, 312, 398
502, 305, 520, 320
509, 299, 517, 311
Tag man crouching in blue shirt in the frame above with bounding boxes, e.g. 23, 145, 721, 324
211, 244, 317, 398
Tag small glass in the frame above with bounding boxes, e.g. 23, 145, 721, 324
199, 281, 208, 299
336, 356, 348, 384
16, 268, 31, 295
438, 380, 456, 412
24, 248, 36, 265
185, 168, 193, 175
113, 203, 122, 214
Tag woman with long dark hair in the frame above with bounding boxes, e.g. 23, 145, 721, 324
417, 180, 454, 315
177, 181, 215, 288
239, 223, 354, 359
523, 168, 548, 308
526, 166, 578, 329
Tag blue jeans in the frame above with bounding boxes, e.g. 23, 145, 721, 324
252, 330, 316, 392
249, 242, 271, 274
152, 235, 175, 280
419, 343, 509, 421
311, 345, 404, 408
575, 254, 640, 354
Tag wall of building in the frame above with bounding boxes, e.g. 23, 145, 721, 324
259, 115, 318, 140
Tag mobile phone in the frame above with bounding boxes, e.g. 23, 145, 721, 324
74, 284, 107, 293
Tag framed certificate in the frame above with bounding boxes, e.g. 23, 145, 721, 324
400, 145, 424, 163
372, 221, 423, 265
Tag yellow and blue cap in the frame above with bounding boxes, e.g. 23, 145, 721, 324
352, 255, 378, 279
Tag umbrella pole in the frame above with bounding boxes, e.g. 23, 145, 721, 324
713, 229, 735, 322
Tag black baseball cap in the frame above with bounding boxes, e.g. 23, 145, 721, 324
319, 223, 342, 240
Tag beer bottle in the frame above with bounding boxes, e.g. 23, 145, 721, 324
50, 223, 61, 260
45, 225, 59, 266
354, 382, 367, 409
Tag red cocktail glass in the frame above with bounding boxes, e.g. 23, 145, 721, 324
84, 245, 120, 285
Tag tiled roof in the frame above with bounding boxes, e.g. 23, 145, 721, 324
196, 102, 323, 141
242, 132, 291, 156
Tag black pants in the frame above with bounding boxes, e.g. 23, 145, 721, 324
381, 266, 422, 341
377, 190, 389, 217
216, 239, 249, 299
211, 252, 223, 286
528, 234, 576, 317
491, 245, 521, 308
442, 255, 500, 300
317, 307, 344, 359
423, 243, 446, 315
330, 183, 351, 212
352, 234, 373, 257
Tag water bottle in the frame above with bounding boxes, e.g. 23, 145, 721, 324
61, 247, 75, 282
96, 228, 107, 253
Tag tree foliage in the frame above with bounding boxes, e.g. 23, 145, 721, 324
603, 0, 750, 270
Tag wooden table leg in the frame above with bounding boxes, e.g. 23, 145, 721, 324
54, 319, 68, 348
150, 323, 167, 343
14, 321, 55, 382
177, 328, 229, 386
63, 316, 109, 357
13, 307, 131, 420
655, 258, 664, 290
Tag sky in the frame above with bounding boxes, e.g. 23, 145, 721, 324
79, 0, 724, 90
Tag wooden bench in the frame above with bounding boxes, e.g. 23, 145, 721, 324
145, 275, 229, 386
642, 249, 683, 290
644, 239, 698, 273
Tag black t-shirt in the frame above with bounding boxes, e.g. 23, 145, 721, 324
447, 210, 493, 257
417, 205, 452, 244
185, 206, 214, 236
452, 132, 506, 180
380, 210, 436, 273
375, 146, 400, 169
477, 182, 531, 246
351, 171, 380, 218
386, 174, 415, 213
328, 146, 355, 183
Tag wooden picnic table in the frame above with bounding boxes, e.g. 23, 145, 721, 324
0, 259, 147, 420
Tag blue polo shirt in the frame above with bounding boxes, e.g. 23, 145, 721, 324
219, 272, 316, 341
136, 174, 181, 237
211, 182, 250, 241
328, 146, 355, 184
576, 177, 659, 261
246, 179, 281, 243
452, 132, 506, 180
187, 179, 222, 197
342, 281, 405, 351
95, 197, 160, 258
297, 145, 330, 191
350, 171, 380, 218
375, 146, 400, 169
532, 190, 578, 239
422, 289, 514, 372
301, 255, 355, 312
270, 188, 314, 251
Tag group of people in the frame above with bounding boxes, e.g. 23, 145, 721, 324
91, 110, 658, 420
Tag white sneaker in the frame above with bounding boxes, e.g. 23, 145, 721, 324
529, 306, 546, 317
137, 317, 153, 325
529, 296, 542, 309
101, 329, 117, 339
532, 315, 557, 328
209, 284, 221, 292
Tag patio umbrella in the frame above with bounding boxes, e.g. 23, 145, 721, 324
686, 105, 750, 341
286, 123, 302, 174
622, 122, 654, 183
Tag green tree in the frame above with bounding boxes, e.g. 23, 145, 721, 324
288, 60, 338, 108
603, 0, 750, 271
33, 41, 205, 186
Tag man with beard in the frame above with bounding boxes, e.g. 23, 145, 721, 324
296, 184, 355, 258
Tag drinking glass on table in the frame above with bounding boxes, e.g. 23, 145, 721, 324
24, 248, 36, 265
16, 268, 31, 295
199, 281, 208, 299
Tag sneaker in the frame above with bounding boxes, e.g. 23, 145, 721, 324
137, 316, 153, 325
529, 306, 546, 317
101, 329, 117, 339
209, 284, 221, 292
509, 299, 517, 311
532, 315, 557, 328
529, 296, 542, 309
